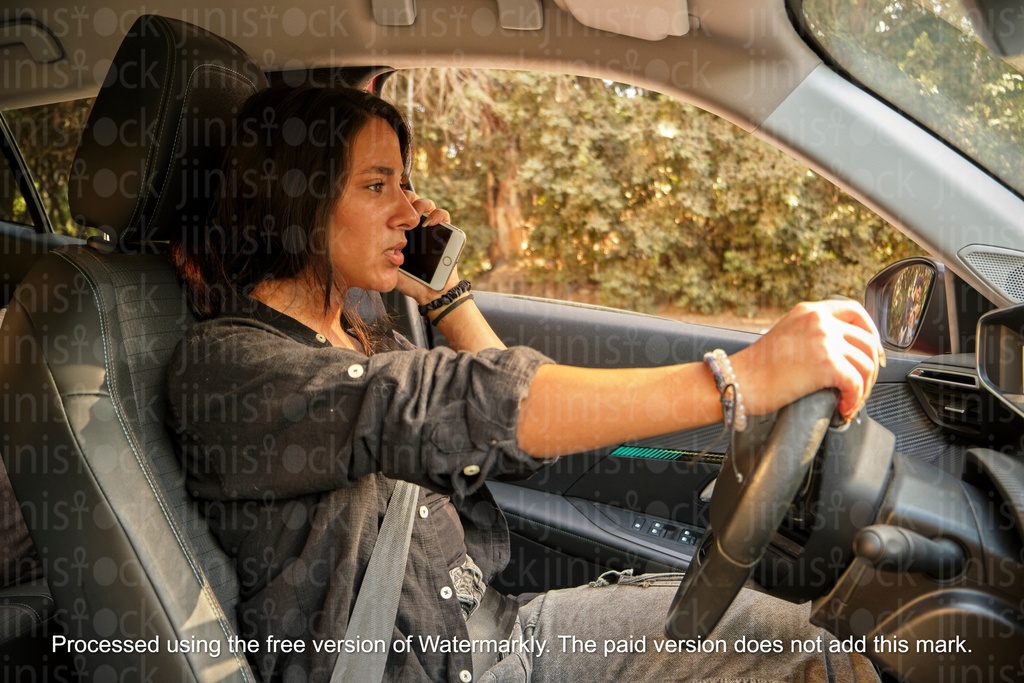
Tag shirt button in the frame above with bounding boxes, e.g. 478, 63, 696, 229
459, 671, 472, 683
440, 586, 453, 600
419, 505, 429, 519
462, 464, 481, 476
347, 364, 364, 379
315, 333, 327, 343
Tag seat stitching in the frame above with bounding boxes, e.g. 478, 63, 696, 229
0, 601, 43, 623
125, 21, 178, 232
57, 250, 255, 683
148, 64, 260, 225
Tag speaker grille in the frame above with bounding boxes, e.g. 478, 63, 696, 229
961, 248, 1024, 302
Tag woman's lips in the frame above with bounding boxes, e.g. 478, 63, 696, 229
385, 244, 405, 267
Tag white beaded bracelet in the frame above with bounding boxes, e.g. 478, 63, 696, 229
703, 349, 748, 432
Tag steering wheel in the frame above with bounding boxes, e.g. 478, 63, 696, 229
665, 389, 839, 639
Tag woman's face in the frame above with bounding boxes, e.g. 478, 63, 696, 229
327, 116, 420, 293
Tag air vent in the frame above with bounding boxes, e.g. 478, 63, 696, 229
908, 367, 983, 435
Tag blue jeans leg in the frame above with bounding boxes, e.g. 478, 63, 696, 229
480, 571, 879, 683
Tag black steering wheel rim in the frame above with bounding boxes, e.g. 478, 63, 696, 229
665, 389, 839, 640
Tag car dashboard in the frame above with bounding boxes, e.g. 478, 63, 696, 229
978, 306, 1024, 424
906, 304, 1024, 458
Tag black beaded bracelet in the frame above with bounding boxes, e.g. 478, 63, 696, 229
431, 293, 474, 326
418, 279, 471, 316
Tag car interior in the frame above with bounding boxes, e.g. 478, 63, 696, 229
2, 1, 1024, 682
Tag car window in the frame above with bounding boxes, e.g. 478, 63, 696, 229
1, 99, 95, 238
381, 69, 923, 332
0, 121, 37, 230
802, 0, 1024, 199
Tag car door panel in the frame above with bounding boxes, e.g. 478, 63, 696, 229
468, 290, 971, 596
474, 290, 757, 368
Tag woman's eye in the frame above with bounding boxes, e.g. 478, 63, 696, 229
367, 182, 384, 192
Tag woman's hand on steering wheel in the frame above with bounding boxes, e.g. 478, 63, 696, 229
730, 299, 884, 423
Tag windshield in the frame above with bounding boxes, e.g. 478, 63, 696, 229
802, 0, 1024, 198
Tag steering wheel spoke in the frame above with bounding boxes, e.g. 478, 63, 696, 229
665, 389, 839, 640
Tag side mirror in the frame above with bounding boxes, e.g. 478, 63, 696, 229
865, 258, 941, 354
864, 257, 993, 355
877, 261, 935, 350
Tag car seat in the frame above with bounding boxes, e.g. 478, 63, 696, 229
1, 15, 267, 681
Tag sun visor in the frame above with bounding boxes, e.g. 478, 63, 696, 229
552, 0, 691, 41
371, 0, 690, 39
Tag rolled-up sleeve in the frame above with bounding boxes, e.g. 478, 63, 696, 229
165, 318, 554, 501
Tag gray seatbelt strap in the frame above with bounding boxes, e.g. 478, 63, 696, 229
331, 480, 420, 683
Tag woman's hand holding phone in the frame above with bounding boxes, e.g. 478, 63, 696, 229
396, 192, 465, 303
399, 217, 467, 291
393, 193, 505, 351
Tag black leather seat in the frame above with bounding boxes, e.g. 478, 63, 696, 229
1, 226, 83, 307
1, 15, 267, 681
0, 577, 65, 676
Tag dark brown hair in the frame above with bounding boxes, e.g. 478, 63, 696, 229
170, 83, 412, 352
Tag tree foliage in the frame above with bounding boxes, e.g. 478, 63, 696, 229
383, 70, 922, 316
4, 99, 93, 236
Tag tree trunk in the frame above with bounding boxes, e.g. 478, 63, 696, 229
485, 166, 525, 265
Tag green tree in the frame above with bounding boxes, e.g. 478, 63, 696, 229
3, 99, 94, 237
385, 69, 921, 316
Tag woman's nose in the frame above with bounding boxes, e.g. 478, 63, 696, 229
393, 194, 421, 230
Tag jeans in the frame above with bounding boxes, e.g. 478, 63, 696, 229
479, 571, 880, 683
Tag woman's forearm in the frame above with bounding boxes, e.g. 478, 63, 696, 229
427, 294, 507, 352
516, 362, 721, 458
515, 299, 886, 458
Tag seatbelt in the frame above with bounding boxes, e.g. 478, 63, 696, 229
331, 479, 419, 683
466, 585, 519, 672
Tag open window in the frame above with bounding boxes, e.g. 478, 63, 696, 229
381, 68, 924, 334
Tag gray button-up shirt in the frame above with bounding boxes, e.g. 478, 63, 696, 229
165, 299, 553, 682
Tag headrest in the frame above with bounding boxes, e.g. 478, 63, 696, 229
71, 15, 268, 247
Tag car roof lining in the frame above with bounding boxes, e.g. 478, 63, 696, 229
4, 0, 819, 133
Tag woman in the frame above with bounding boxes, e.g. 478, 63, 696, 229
166, 83, 882, 682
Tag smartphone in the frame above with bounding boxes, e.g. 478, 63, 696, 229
400, 218, 467, 290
